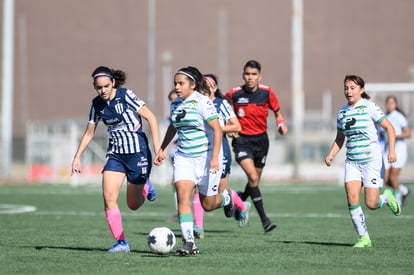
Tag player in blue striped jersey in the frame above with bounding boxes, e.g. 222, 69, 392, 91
325, 75, 400, 248
154, 66, 235, 256
72, 66, 160, 253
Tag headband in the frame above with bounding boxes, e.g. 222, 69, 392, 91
204, 76, 216, 87
176, 71, 195, 82
93, 72, 113, 79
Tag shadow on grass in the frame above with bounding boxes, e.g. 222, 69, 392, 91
273, 240, 353, 247
32, 245, 149, 253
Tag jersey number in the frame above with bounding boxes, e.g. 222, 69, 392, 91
175, 110, 187, 122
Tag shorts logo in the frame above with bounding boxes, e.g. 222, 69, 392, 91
371, 178, 377, 185
237, 151, 248, 158
261, 156, 266, 164
211, 184, 218, 192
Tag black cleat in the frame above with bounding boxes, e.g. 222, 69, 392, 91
223, 189, 235, 218
263, 221, 277, 233
177, 241, 199, 256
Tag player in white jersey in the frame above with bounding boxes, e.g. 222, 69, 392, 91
71, 66, 160, 253
154, 66, 235, 256
325, 75, 401, 248
382, 95, 411, 206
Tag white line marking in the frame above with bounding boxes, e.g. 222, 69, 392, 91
0, 204, 37, 214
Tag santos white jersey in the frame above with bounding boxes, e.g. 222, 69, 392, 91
337, 98, 386, 163
170, 91, 219, 156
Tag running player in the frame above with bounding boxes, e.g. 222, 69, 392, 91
71, 66, 160, 252
381, 95, 411, 206
225, 60, 288, 233
192, 74, 251, 238
154, 66, 235, 256
325, 74, 401, 248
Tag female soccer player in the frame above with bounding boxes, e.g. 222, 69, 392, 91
154, 66, 234, 256
325, 75, 401, 248
192, 74, 251, 238
225, 60, 288, 233
381, 95, 411, 206
71, 66, 160, 252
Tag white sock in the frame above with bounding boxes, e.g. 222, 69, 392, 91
180, 222, 194, 242
349, 204, 368, 237
399, 184, 409, 196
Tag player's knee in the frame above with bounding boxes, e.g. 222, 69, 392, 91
365, 200, 378, 210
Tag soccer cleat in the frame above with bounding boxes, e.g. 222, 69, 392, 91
353, 236, 372, 248
193, 226, 205, 239
263, 221, 277, 233
108, 240, 130, 253
384, 189, 401, 216
238, 201, 251, 228
401, 188, 411, 207
177, 241, 199, 256
146, 180, 157, 202
223, 188, 235, 218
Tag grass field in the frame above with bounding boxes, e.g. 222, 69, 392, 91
0, 182, 413, 274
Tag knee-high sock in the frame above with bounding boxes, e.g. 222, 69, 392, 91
142, 183, 149, 200
193, 193, 204, 228
232, 189, 246, 211
349, 204, 368, 237
399, 184, 409, 196
248, 186, 268, 224
239, 184, 250, 201
179, 213, 194, 242
105, 208, 125, 241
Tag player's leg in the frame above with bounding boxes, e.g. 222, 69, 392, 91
102, 169, 130, 252
389, 167, 402, 205
345, 180, 371, 248
193, 188, 205, 239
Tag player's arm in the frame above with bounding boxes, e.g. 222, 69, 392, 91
274, 110, 288, 135
72, 123, 97, 175
379, 118, 397, 163
398, 126, 411, 139
154, 123, 177, 166
222, 116, 241, 133
325, 129, 345, 167
207, 118, 223, 172
138, 105, 161, 153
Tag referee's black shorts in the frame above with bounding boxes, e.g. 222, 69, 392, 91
231, 132, 269, 168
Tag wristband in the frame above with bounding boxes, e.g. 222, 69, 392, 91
277, 119, 285, 128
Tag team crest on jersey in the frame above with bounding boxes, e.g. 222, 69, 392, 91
114, 101, 124, 114
238, 108, 245, 117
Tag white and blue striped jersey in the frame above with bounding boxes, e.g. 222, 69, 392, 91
170, 91, 219, 156
89, 88, 148, 154
337, 98, 386, 162
214, 97, 236, 127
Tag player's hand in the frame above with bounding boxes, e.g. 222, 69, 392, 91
71, 159, 81, 175
325, 155, 333, 167
209, 157, 219, 174
227, 132, 239, 138
154, 149, 166, 166
388, 151, 397, 163
278, 125, 288, 135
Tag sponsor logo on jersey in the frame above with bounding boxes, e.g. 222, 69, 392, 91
236, 97, 249, 104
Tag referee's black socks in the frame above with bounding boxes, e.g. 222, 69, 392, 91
248, 186, 269, 225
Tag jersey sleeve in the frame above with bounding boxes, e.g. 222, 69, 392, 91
268, 87, 280, 112
398, 112, 409, 128
88, 102, 99, 124
125, 89, 145, 113
368, 101, 386, 124
221, 99, 236, 121
201, 96, 219, 122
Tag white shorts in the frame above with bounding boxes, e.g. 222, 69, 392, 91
173, 151, 223, 196
344, 157, 384, 188
383, 141, 407, 169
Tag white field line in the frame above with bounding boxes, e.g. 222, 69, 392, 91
2, 207, 412, 220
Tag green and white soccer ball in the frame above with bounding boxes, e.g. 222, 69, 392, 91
147, 227, 176, 255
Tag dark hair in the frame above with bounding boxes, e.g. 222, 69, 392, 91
91, 66, 126, 88
385, 95, 406, 117
203, 73, 225, 99
176, 66, 203, 91
343, 74, 370, 99
244, 60, 261, 72
168, 89, 177, 101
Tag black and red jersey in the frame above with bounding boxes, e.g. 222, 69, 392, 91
225, 84, 280, 136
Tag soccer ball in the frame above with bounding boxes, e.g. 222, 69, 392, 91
147, 227, 176, 255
